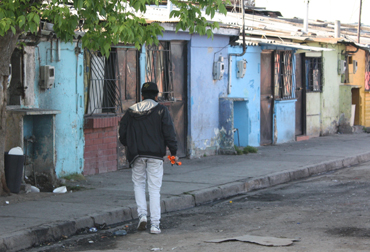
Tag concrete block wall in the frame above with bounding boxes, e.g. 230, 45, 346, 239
83, 116, 120, 175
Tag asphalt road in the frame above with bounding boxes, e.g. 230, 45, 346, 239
24, 161, 370, 252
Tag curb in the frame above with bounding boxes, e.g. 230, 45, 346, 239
2, 152, 370, 252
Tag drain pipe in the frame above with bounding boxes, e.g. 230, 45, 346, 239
227, 5, 246, 94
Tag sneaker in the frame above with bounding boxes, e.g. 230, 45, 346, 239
150, 224, 161, 234
137, 215, 147, 230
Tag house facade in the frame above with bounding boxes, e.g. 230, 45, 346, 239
6, 6, 370, 183
6, 38, 85, 185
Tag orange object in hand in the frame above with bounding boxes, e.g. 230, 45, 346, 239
167, 155, 181, 166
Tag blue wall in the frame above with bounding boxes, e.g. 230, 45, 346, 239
228, 46, 261, 147
189, 34, 230, 156
233, 100, 249, 146
35, 41, 84, 177
274, 100, 296, 144
155, 32, 232, 157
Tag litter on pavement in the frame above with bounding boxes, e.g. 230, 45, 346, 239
53, 186, 67, 193
205, 234, 299, 246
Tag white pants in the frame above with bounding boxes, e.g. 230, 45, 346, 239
132, 157, 163, 226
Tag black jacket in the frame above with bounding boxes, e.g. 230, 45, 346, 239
119, 99, 177, 166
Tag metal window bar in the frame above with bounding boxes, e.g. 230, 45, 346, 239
146, 42, 174, 101
274, 51, 293, 99
274, 52, 281, 98
306, 57, 323, 92
282, 51, 293, 98
86, 50, 122, 115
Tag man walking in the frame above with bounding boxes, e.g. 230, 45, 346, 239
119, 82, 178, 234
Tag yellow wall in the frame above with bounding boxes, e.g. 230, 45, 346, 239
365, 92, 370, 127
346, 45, 366, 126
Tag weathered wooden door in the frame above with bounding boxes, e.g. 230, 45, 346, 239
116, 48, 140, 168
146, 41, 187, 157
260, 51, 274, 145
295, 53, 305, 136
117, 48, 140, 111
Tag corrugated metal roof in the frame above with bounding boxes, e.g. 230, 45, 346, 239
235, 39, 334, 51
72, 3, 370, 49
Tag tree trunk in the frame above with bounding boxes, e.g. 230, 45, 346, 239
0, 29, 22, 195
0, 76, 10, 195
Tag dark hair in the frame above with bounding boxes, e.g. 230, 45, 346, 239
142, 90, 159, 100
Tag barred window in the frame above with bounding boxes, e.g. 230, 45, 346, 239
85, 49, 122, 115
305, 57, 323, 92
274, 51, 293, 99
146, 41, 174, 102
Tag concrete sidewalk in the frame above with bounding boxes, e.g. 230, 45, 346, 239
1, 133, 370, 251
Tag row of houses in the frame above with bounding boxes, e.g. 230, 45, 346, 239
5, 5, 370, 186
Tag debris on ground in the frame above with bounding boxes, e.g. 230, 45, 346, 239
205, 234, 299, 246
113, 230, 127, 236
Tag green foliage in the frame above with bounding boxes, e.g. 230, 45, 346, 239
234, 145, 258, 155
61, 173, 86, 181
0, 0, 229, 56
243, 146, 258, 154
0, 0, 41, 36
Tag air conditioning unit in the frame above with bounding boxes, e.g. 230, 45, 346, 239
338, 60, 346, 75
40, 65, 55, 89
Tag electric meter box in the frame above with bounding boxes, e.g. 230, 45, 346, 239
338, 60, 346, 75
40, 65, 55, 89
353, 60, 358, 74
237, 59, 247, 78
213, 61, 225, 80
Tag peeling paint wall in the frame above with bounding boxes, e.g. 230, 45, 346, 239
35, 40, 84, 177
188, 34, 230, 158
304, 43, 344, 136
306, 92, 321, 137
5, 113, 23, 151
228, 46, 261, 147
338, 85, 353, 133
23, 47, 36, 106
219, 98, 236, 154
321, 45, 344, 135
273, 100, 296, 144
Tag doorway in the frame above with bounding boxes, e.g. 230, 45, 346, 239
295, 53, 305, 136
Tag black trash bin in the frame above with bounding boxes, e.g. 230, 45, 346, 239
4, 152, 25, 193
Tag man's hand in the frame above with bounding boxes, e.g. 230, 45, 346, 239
167, 155, 181, 166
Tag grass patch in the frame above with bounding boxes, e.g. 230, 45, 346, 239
243, 146, 258, 154
61, 173, 86, 182
234, 145, 243, 155
235, 145, 258, 155
66, 185, 86, 192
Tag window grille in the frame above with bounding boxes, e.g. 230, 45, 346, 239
145, 41, 175, 102
274, 51, 293, 99
305, 57, 323, 92
85, 49, 122, 115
